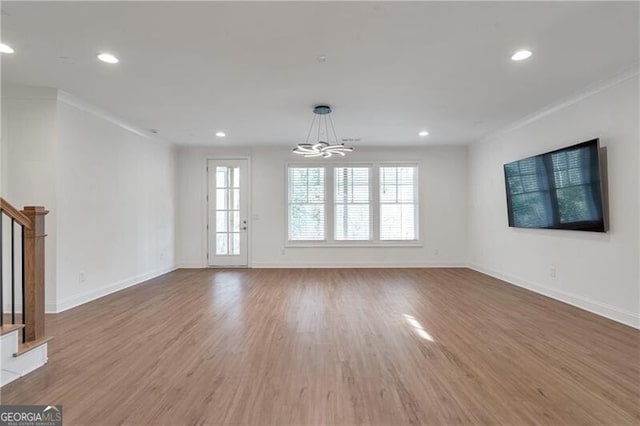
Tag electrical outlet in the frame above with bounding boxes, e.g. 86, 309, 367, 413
281, 249, 285, 255
550, 268, 556, 278
434, 248, 439, 256
79, 272, 86, 283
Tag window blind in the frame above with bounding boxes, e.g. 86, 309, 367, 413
334, 167, 371, 240
288, 167, 325, 240
379, 166, 418, 240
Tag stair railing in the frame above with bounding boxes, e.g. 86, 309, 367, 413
0, 198, 48, 343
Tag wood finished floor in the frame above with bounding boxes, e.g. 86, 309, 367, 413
1, 268, 638, 425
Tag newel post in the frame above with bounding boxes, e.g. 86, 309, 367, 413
22, 206, 48, 342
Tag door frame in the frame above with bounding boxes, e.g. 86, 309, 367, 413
203, 156, 252, 268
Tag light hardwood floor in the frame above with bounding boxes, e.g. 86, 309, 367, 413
1, 268, 638, 425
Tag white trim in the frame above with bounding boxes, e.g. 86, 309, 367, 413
1, 86, 58, 100
480, 66, 640, 144
251, 261, 466, 268
176, 261, 206, 269
57, 91, 173, 145
47, 266, 178, 313
468, 263, 640, 329
285, 242, 423, 248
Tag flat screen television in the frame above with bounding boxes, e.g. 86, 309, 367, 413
504, 139, 606, 232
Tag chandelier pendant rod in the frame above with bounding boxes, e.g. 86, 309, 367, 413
305, 113, 317, 145
328, 114, 339, 146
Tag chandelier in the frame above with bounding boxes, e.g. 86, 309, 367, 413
293, 105, 353, 158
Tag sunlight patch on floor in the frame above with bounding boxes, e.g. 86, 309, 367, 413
403, 313, 434, 342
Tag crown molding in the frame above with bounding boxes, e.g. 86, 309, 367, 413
57, 90, 173, 146
479, 65, 640, 144
1, 85, 58, 100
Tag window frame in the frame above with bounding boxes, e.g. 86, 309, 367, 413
287, 165, 328, 242
285, 161, 421, 247
379, 165, 420, 242
334, 165, 373, 241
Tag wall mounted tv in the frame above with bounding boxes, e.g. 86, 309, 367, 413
504, 139, 606, 232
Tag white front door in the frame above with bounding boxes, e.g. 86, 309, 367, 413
207, 159, 249, 266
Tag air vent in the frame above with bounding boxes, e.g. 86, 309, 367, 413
342, 138, 361, 143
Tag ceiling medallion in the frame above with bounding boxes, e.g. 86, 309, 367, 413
293, 105, 353, 158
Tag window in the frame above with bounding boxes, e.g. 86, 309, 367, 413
287, 163, 419, 244
380, 166, 418, 240
334, 167, 371, 240
288, 167, 325, 241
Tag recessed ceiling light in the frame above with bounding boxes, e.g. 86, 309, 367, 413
511, 50, 532, 61
418, 130, 429, 137
97, 53, 119, 64
0, 43, 15, 54
216, 131, 226, 137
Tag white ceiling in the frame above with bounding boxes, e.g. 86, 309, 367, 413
1, 1, 638, 146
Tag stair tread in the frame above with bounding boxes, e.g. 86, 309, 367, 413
0, 324, 25, 336
14, 336, 53, 357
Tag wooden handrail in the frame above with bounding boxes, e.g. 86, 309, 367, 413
0, 198, 48, 345
0, 197, 32, 230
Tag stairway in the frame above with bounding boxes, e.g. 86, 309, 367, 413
0, 325, 49, 386
1, 198, 51, 387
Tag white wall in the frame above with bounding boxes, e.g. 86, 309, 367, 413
176, 146, 469, 268
54, 97, 176, 311
468, 73, 639, 328
2, 87, 59, 308
1, 87, 176, 312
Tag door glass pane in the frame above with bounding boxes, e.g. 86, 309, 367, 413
216, 233, 228, 255
232, 189, 240, 210
231, 233, 240, 255
216, 167, 228, 188
232, 211, 240, 232
216, 189, 228, 210
216, 211, 228, 232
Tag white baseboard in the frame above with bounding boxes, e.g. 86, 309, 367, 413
468, 263, 640, 329
47, 265, 178, 313
176, 261, 206, 269
250, 260, 467, 268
